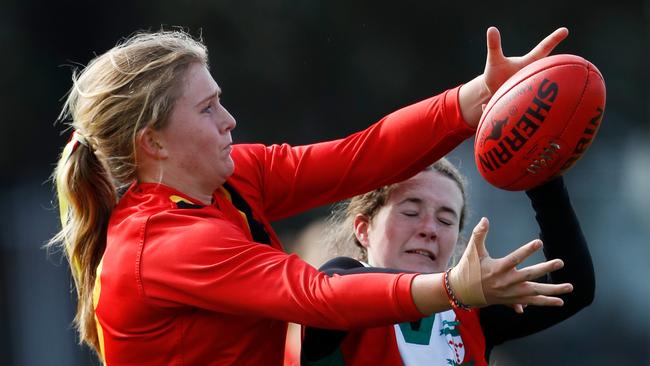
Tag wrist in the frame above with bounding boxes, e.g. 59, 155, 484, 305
411, 273, 453, 315
443, 268, 472, 310
458, 74, 493, 127
448, 251, 487, 307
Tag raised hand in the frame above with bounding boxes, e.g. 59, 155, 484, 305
457, 27, 568, 127
449, 217, 573, 312
483, 26, 569, 95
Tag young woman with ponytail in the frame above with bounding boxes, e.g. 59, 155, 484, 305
50, 27, 573, 365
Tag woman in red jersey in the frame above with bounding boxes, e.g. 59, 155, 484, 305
301, 159, 594, 365
50, 27, 573, 365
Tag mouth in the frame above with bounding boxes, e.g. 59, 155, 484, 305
405, 249, 436, 261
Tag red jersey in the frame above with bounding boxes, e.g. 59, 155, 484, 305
310, 309, 486, 366
93, 86, 474, 365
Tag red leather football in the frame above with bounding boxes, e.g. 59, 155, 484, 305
474, 54, 606, 191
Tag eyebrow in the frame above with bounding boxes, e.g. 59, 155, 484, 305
398, 197, 459, 218
195, 89, 221, 108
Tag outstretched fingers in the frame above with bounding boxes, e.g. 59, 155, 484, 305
520, 295, 565, 307
518, 281, 573, 305
498, 239, 544, 273
501, 281, 573, 311
514, 280, 573, 297
522, 27, 569, 65
516, 258, 564, 282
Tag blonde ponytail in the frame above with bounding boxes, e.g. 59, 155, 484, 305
51, 131, 115, 353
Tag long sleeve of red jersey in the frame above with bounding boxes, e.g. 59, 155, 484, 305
230, 86, 474, 221
138, 207, 423, 329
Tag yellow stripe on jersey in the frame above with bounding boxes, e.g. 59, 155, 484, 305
218, 187, 252, 236
169, 195, 193, 205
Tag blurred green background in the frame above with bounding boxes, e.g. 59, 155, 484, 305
1, 1, 648, 365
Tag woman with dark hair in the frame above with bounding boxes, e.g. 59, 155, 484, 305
301, 159, 594, 365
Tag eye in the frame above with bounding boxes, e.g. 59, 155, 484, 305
402, 211, 419, 217
202, 103, 214, 114
438, 217, 455, 226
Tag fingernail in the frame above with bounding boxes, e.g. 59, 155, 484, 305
479, 217, 487, 228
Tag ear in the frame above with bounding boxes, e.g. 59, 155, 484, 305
137, 127, 168, 159
353, 214, 371, 249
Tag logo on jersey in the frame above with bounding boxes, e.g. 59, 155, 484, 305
440, 319, 473, 366
395, 311, 475, 365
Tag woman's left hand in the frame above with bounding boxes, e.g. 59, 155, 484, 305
483, 26, 569, 95
458, 27, 568, 127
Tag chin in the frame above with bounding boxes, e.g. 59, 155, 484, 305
222, 158, 235, 177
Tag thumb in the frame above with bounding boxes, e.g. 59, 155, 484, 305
467, 217, 490, 259
448, 217, 490, 307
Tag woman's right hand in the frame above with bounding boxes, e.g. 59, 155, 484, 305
449, 217, 573, 313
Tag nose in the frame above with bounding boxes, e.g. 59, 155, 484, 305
220, 106, 237, 133
418, 215, 438, 241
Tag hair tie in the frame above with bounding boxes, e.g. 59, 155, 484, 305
72, 130, 90, 150
64, 130, 92, 163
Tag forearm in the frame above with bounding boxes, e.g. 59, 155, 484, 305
315, 257, 454, 316
232, 87, 476, 221
458, 74, 492, 127
480, 177, 595, 353
321, 268, 460, 315
411, 272, 454, 314
526, 176, 595, 304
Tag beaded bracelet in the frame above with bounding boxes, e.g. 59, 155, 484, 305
443, 268, 472, 311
